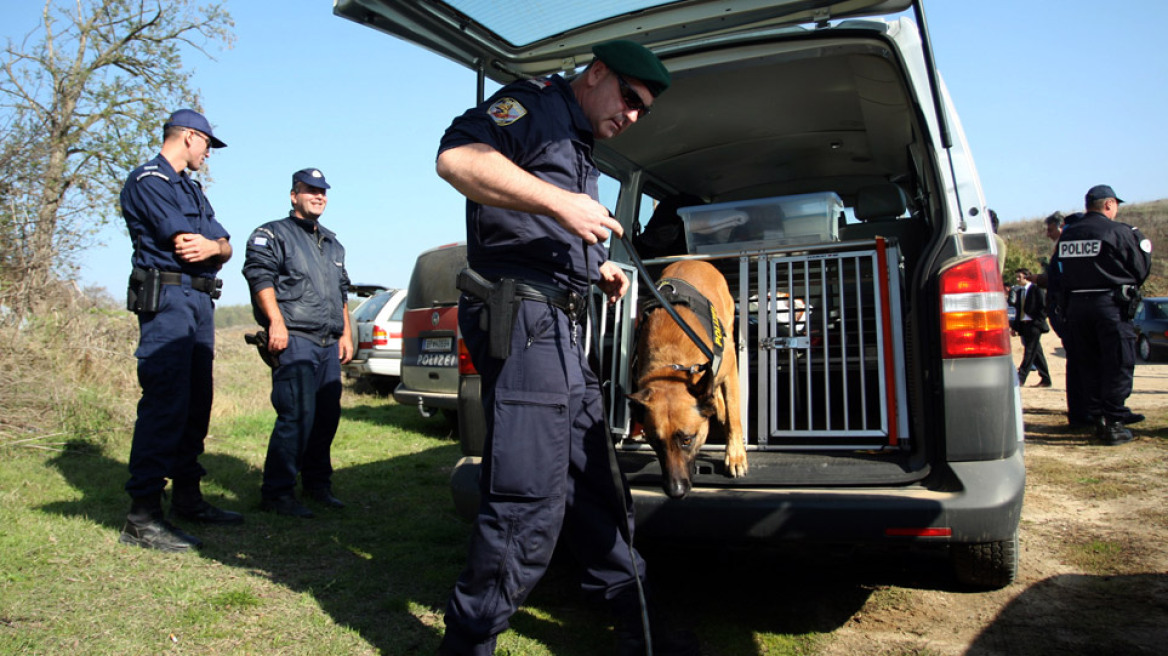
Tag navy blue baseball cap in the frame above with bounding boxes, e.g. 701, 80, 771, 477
1086, 184, 1124, 204
164, 109, 226, 148
292, 168, 331, 190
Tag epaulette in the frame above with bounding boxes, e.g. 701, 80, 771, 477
135, 170, 170, 182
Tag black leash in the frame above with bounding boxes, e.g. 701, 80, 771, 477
586, 230, 726, 656
616, 232, 716, 363
583, 240, 653, 656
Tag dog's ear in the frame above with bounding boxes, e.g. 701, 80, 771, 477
627, 387, 653, 406
697, 398, 717, 418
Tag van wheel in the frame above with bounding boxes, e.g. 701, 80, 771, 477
458, 375, 487, 456
369, 376, 398, 396
1138, 335, 1155, 362
952, 531, 1018, 590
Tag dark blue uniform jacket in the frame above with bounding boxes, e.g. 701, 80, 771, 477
120, 154, 229, 278
438, 75, 609, 295
242, 214, 350, 342
1050, 211, 1151, 294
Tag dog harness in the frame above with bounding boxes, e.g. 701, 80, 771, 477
640, 277, 725, 385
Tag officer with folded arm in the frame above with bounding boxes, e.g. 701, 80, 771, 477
119, 109, 241, 553
1049, 184, 1152, 445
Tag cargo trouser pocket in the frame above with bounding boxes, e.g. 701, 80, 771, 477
489, 389, 568, 499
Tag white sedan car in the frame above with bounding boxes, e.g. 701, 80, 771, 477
343, 288, 407, 395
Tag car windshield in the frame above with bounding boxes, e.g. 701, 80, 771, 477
445, 0, 671, 45
1149, 301, 1168, 320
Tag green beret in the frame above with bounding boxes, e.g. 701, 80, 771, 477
592, 40, 670, 97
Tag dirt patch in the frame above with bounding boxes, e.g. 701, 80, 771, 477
820, 340, 1168, 655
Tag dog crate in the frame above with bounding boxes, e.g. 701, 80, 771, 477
598, 237, 910, 453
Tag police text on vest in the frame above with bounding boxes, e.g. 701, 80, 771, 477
1059, 240, 1101, 258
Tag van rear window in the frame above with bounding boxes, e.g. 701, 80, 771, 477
407, 244, 466, 309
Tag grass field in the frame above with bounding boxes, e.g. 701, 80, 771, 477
0, 321, 831, 655
6, 307, 1167, 654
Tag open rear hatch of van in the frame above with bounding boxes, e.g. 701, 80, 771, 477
334, 1, 914, 84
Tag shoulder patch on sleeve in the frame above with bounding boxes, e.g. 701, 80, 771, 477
1141, 238, 1153, 253
135, 170, 170, 183
487, 97, 527, 126
250, 227, 276, 248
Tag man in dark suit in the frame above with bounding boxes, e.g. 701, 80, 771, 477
1012, 268, 1052, 387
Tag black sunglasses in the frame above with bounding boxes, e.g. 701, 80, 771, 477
615, 74, 651, 118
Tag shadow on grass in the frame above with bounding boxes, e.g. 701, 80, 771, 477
42, 431, 467, 653
40, 414, 975, 654
1023, 406, 1166, 446
967, 573, 1168, 655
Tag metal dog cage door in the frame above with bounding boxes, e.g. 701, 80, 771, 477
753, 240, 909, 450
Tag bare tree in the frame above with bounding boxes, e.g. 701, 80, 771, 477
0, 0, 233, 316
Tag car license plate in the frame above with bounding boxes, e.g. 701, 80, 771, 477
422, 337, 452, 353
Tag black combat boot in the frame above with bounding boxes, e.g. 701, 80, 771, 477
120, 494, 203, 552
304, 485, 345, 508
1096, 418, 1133, 446
170, 479, 244, 524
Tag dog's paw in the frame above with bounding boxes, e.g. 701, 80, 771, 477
724, 453, 748, 478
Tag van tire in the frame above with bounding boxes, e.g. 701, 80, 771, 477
458, 375, 487, 456
952, 531, 1018, 590
1138, 335, 1155, 362
369, 376, 398, 397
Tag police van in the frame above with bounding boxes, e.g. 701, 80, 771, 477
394, 242, 487, 449
337, 0, 1023, 589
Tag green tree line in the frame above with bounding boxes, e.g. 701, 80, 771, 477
999, 199, 1167, 295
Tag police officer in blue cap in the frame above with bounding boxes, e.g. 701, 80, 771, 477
243, 168, 353, 518
1049, 184, 1152, 444
434, 40, 698, 655
119, 108, 240, 552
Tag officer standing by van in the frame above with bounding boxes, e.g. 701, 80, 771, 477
119, 109, 241, 552
243, 168, 353, 518
434, 41, 698, 655
1049, 185, 1151, 444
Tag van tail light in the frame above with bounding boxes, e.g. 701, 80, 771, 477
939, 255, 1011, 358
458, 336, 477, 375
885, 527, 952, 538
372, 326, 387, 347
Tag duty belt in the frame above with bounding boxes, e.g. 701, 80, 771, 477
514, 280, 585, 320
458, 268, 584, 320
456, 267, 586, 359
158, 270, 222, 296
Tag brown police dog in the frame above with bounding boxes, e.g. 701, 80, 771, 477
627, 260, 746, 499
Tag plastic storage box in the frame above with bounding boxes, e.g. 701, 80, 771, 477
680, 192, 844, 253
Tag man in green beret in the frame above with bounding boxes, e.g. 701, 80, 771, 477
434, 40, 697, 655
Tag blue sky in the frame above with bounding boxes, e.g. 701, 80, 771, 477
3, 1, 1165, 307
